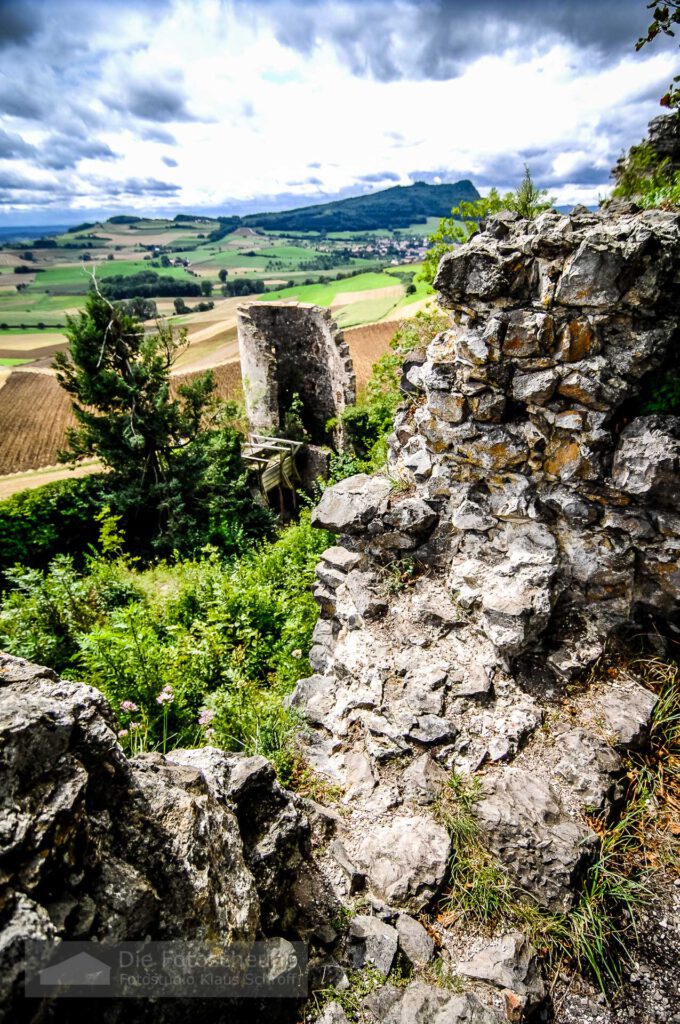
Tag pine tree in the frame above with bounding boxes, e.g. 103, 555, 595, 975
54, 291, 271, 555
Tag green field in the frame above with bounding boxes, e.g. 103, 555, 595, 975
0, 213, 437, 359
0, 357, 32, 366
259, 271, 400, 305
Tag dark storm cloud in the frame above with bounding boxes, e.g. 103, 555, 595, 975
110, 80, 194, 122
0, 0, 41, 50
0, 128, 36, 159
358, 171, 400, 183
245, 0, 667, 82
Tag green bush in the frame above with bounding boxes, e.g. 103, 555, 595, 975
612, 139, 680, 209
0, 475, 104, 579
0, 513, 331, 767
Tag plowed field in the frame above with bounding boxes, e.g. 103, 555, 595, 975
344, 321, 398, 389
0, 372, 74, 474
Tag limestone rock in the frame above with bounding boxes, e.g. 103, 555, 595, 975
312, 474, 391, 533
407, 714, 458, 745
552, 728, 624, 813
590, 677, 658, 750
402, 754, 449, 805
352, 816, 450, 910
395, 913, 435, 966
317, 1003, 351, 1024
473, 767, 598, 911
383, 497, 438, 535
611, 416, 680, 508
458, 931, 545, 1010
348, 914, 399, 974
0, 653, 327, 1020
369, 982, 503, 1023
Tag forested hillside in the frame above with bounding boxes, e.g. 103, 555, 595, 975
243, 180, 480, 232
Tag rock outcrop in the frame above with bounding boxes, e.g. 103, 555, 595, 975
0, 653, 332, 1023
294, 205, 680, 1018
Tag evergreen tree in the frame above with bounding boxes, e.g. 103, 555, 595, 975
54, 292, 272, 555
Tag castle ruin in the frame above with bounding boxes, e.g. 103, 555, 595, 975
236, 302, 356, 444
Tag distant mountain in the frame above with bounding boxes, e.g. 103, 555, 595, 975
242, 180, 480, 233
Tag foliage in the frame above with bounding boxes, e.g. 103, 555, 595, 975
54, 292, 272, 556
0, 475, 105, 579
99, 270, 201, 299
423, 167, 554, 283
310, 965, 387, 1022
611, 138, 680, 208
636, 1, 680, 108
243, 180, 480, 234
0, 512, 330, 767
116, 297, 158, 321
220, 277, 266, 296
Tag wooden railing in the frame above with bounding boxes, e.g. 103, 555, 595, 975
242, 435, 303, 497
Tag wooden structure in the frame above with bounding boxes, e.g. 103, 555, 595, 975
242, 435, 303, 510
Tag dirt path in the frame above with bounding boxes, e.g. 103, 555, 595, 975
0, 459, 100, 500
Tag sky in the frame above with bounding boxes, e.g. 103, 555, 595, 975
0, 0, 677, 224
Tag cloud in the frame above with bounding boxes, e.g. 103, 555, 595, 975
99, 177, 181, 196
140, 127, 177, 145
36, 136, 118, 170
358, 171, 400, 183
0, 0, 41, 50
251, 0, 669, 82
110, 79, 194, 122
0, 127, 36, 159
162, 155, 178, 167
0, 80, 50, 120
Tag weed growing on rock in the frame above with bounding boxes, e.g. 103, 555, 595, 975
435, 771, 517, 926
435, 766, 652, 994
310, 965, 386, 1022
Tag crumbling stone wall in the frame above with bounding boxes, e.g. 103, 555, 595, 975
287, 203, 680, 1021
237, 303, 356, 443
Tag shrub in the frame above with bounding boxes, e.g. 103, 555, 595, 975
0, 475, 105, 579
0, 512, 331, 764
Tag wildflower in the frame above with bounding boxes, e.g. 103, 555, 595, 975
120, 700, 138, 713
291, 649, 302, 659
198, 709, 215, 727
130, 721, 142, 731
117, 729, 129, 738
204, 728, 216, 739
156, 685, 174, 705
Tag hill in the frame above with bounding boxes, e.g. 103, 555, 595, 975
242, 180, 480, 233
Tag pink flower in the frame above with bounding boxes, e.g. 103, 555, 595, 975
118, 729, 129, 738
198, 709, 215, 727
120, 700, 138, 713
130, 721, 141, 731
156, 685, 174, 706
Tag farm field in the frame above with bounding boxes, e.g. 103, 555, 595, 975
0, 210, 440, 495
0, 213, 434, 363
0, 317, 399, 493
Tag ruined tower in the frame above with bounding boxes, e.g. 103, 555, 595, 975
236, 302, 356, 443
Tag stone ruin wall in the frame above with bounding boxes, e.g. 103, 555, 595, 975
236, 302, 356, 443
